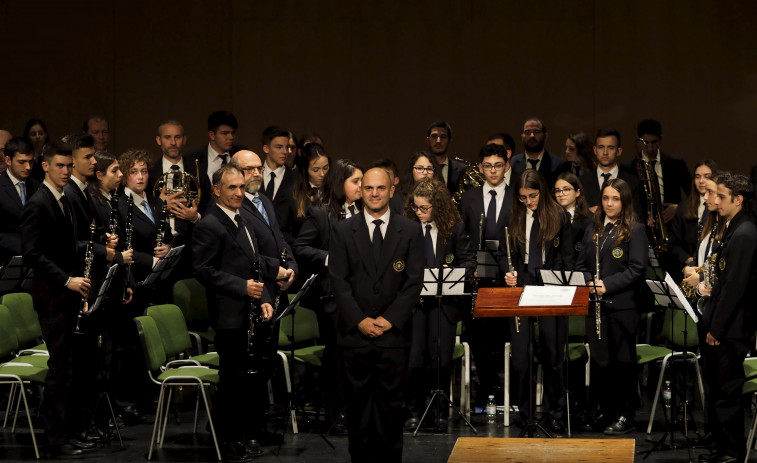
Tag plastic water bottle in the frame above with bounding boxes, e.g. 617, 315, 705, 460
663, 380, 672, 409
486, 395, 496, 423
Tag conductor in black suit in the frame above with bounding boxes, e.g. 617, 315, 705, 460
193, 164, 274, 461
329, 168, 425, 463
426, 120, 466, 195
510, 118, 565, 187
0, 137, 39, 265
20, 141, 93, 457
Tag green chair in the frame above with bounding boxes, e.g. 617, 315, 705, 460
743, 377, 757, 461
566, 315, 590, 389
744, 357, 757, 380
146, 304, 219, 368
636, 307, 704, 434
2, 293, 46, 352
0, 305, 47, 459
134, 316, 221, 461
172, 278, 215, 351
450, 321, 470, 419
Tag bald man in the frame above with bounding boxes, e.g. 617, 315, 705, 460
329, 168, 425, 463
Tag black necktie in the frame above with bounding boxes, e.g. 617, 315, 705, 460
348, 205, 356, 217
235, 213, 255, 255
600, 173, 611, 190
527, 214, 542, 275
485, 190, 498, 240
170, 164, 181, 189
219, 154, 228, 166
264, 172, 276, 198
424, 224, 435, 268
528, 159, 539, 170
60, 195, 73, 223
372, 219, 383, 268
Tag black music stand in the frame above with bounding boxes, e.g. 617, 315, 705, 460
0, 256, 33, 295
137, 245, 185, 287
476, 240, 502, 280
413, 266, 477, 436
639, 274, 704, 460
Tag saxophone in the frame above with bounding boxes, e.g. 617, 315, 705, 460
74, 221, 97, 334
696, 223, 720, 313
635, 138, 669, 252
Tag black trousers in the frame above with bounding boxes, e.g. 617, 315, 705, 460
213, 328, 266, 443
586, 307, 639, 419
340, 344, 408, 463
701, 336, 748, 458
465, 314, 507, 404
509, 315, 567, 421
407, 300, 457, 413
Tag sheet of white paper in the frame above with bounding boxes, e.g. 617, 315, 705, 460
421, 267, 466, 296
644, 273, 698, 323
518, 285, 577, 306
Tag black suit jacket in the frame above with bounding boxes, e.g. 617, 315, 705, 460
668, 200, 701, 270
445, 157, 467, 194
192, 204, 271, 330
64, 181, 110, 264
568, 213, 594, 263
20, 184, 81, 313
510, 150, 565, 187
240, 194, 298, 303
620, 152, 691, 205
292, 204, 337, 312
259, 167, 298, 244
329, 212, 425, 348
579, 168, 643, 217
117, 193, 173, 283
185, 145, 243, 213
577, 222, 649, 311
459, 184, 514, 250
702, 211, 757, 341
0, 171, 39, 263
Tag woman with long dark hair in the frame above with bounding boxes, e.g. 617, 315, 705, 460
669, 160, 719, 279
577, 178, 648, 434
562, 131, 595, 176
24, 117, 51, 182
399, 151, 443, 199
292, 159, 363, 427
503, 169, 573, 434
554, 171, 593, 262
292, 143, 330, 218
402, 178, 475, 429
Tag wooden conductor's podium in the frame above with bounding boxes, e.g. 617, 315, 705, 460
472, 286, 590, 435
473, 286, 590, 318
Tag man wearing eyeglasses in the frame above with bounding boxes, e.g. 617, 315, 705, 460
511, 118, 565, 187
458, 143, 514, 412
426, 120, 466, 195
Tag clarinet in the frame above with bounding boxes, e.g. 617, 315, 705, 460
594, 232, 602, 340
122, 194, 134, 302
75, 221, 97, 334
156, 200, 168, 247
504, 226, 520, 333
247, 257, 262, 361
108, 191, 119, 235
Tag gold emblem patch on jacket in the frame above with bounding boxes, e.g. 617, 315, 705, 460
612, 247, 623, 258
445, 254, 454, 264
393, 259, 405, 272
553, 237, 560, 247
719, 257, 726, 271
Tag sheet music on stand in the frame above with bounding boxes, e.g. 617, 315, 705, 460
0, 256, 33, 293
476, 240, 501, 279
89, 264, 119, 315
645, 272, 698, 323
138, 245, 185, 286
539, 268, 587, 287
421, 267, 466, 296
275, 273, 318, 323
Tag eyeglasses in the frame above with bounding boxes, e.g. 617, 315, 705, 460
481, 162, 505, 171
518, 192, 540, 202
554, 187, 574, 196
411, 204, 432, 213
241, 166, 263, 174
413, 166, 435, 174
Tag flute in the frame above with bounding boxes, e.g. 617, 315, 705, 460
594, 233, 602, 340
505, 226, 520, 333
75, 221, 97, 334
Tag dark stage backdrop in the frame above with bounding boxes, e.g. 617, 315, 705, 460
2, 1, 756, 177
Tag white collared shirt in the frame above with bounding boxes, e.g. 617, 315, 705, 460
206, 143, 228, 185
525, 151, 544, 170
504, 168, 512, 187
343, 201, 360, 218
262, 162, 286, 198
438, 157, 449, 184
365, 208, 391, 242
124, 187, 151, 218
217, 203, 255, 253
567, 207, 575, 223
482, 181, 507, 221
596, 165, 620, 187
6, 170, 24, 200
162, 157, 185, 173
70, 175, 88, 197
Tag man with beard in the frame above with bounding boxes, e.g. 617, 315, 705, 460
1, 137, 39, 264
426, 120, 466, 195
579, 128, 641, 216
510, 117, 565, 187
83, 116, 110, 151
230, 149, 296, 447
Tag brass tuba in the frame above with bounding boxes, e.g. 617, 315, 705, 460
152, 158, 202, 217
452, 157, 485, 206
634, 138, 669, 252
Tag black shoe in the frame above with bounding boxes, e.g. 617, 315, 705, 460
699, 453, 740, 463
222, 441, 253, 462
698, 452, 720, 463
327, 422, 348, 435
404, 412, 420, 430
248, 430, 284, 447
120, 404, 143, 424
542, 416, 566, 436
603, 416, 636, 435
48, 443, 85, 457
243, 442, 264, 458
68, 437, 97, 451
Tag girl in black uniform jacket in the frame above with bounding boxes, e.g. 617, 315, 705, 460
554, 172, 594, 263
577, 178, 648, 435
503, 169, 573, 433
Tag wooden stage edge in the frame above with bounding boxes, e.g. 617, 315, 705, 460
447, 437, 636, 463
